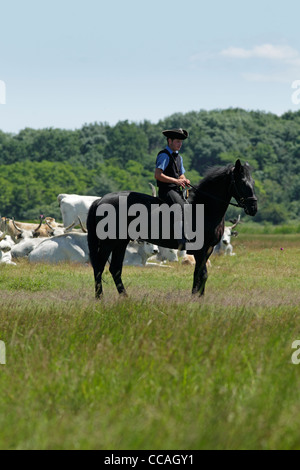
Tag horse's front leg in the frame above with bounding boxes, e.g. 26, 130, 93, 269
192, 250, 209, 296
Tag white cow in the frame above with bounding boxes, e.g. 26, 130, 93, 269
45, 216, 87, 236
57, 194, 100, 227
213, 216, 240, 256
0, 217, 45, 243
0, 235, 16, 265
123, 241, 159, 267
0, 233, 15, 248
11, 237, 48, 259
28, 233, 158, 266
157, 247, 178, 262
147, 246, 178, 265
11, 218, 87, 259
28, 233, 89, 264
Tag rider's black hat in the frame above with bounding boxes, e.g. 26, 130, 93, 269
162, 128, 189, 140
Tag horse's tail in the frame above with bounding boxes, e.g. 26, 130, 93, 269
87, 199, 101, 268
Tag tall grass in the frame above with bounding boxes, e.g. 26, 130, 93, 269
237, 221, 300, 234
0, 234, 300, 449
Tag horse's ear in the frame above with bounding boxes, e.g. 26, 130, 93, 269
234, 159, 242, 172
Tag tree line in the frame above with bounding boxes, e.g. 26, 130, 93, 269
0, 108, 300, 224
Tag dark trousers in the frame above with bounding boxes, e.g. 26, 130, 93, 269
158, 188, 186, 209
158, 188, 187, 242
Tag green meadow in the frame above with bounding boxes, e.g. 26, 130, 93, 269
0, 233, 300, 450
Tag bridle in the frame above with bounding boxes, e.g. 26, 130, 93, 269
228, 170, 257, 210
188, 170, 257, 209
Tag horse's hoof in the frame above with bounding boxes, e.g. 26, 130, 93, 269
191, 290, 205, 298
119, 291, 128, 298
95, 292, 103, 300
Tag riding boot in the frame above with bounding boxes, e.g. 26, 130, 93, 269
174, 220, 189, 251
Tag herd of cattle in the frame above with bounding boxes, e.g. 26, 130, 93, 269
0, 193, 241, 267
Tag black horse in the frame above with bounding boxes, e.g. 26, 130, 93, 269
87, 159, 257, 299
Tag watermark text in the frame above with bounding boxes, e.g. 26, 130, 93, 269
291, 80, 300, 105
96, 198, 204, 250
0, 341, 6, 365
291, 340, 300, 364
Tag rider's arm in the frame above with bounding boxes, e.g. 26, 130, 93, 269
154, 168, 185, 187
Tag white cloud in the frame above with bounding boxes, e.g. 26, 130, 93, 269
241, 73, 293, 84
221, 44, 300, 62
189, 44, 300, 68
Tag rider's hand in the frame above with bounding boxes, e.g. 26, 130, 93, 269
176, 177, 186, 188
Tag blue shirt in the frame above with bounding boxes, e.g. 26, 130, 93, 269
156, 146, 185, 175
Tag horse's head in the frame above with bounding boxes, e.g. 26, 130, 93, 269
231, 159, 257, 216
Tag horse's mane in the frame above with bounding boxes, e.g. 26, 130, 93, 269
199, 164, 234, 186
197, 161, 252, 188
188, 164, 233, 202
189, 162, 249, 204
189, 161, 253, 204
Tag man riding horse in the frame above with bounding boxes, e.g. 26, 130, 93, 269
154, 128, 191, 250
87, 123, 258, 299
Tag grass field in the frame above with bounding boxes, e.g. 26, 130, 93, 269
0, 233, 300, 450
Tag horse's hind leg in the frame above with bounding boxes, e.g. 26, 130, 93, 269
192, 247, 213, 296
192, 250, 208, 296
109, 242, 128, 296
92, 242, 113, 299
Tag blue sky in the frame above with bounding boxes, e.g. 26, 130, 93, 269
1, 0, 300, 133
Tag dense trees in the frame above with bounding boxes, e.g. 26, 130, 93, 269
0, 109, 299, 224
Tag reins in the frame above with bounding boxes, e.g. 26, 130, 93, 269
187, 182, 241, 208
